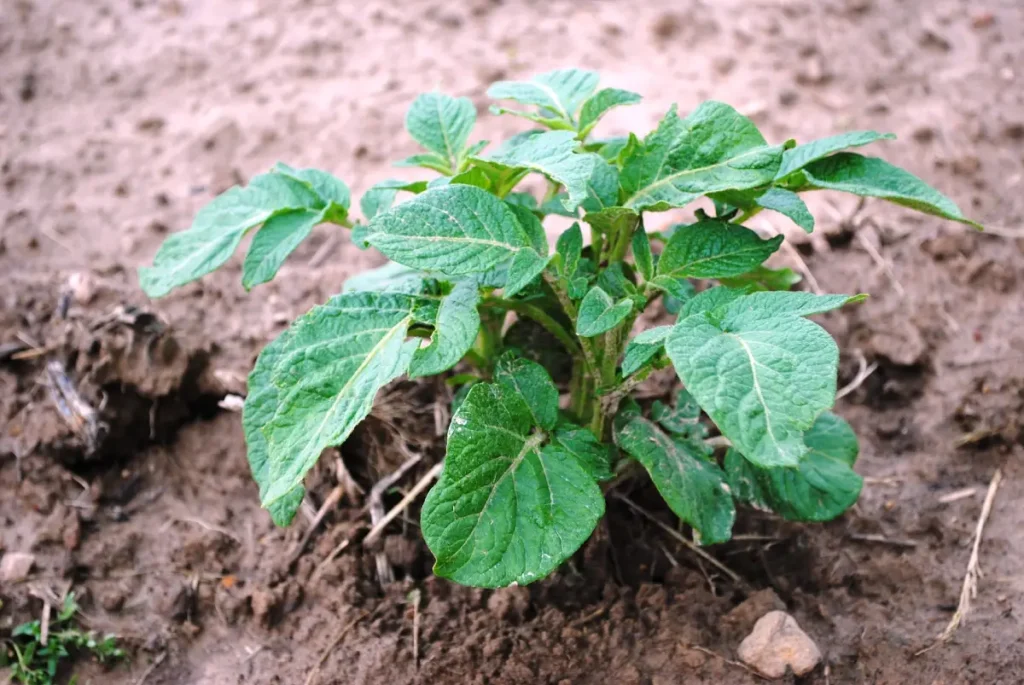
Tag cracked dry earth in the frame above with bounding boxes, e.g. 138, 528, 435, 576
2, 0, 1024, 683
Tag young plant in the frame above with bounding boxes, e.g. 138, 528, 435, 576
2, 593, 124, 685
139, 69, 977, 588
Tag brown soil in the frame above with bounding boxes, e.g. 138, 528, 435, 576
3, 1, 1024, 683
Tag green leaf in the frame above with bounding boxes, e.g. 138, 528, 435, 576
272, 163, 351, 223
447, 166, 494, 190
241, 208, 326, 289
248, 292, 422, 509
753, 188, 815, 232
139, 171, 323, 298
593, 136, 630, 164
796, 153, 980, 228
551, 426, 614, 480
652, 389, 703, 437
472, 131, 597, 211
578, 88, 642, 138
720, 265, 802, 292
366, 184, 547, 280
409, 280, 481, 378
488, 68, 600, 125
776, 131, 895, 179
555, 223, 583, 278
654, 218, 783, 283
666, 291, 858, 467
583, 206, 639, 236
621, 102, 784, 212
577, 286, 633, 337
681, 286, 749, 317
406, 92, 477, 168
342, 261, 428, 294
395, 152, 453, 175
360, 179, 428, 221
615, 413, 735, 544
725, 412, 862, 521
581, 158, 620, 213
422, 378, 604, 587
494, 355, 559, 431
631, 229, 654, 281
621, 325, 671, 375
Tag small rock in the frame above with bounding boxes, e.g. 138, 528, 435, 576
737, 611, 822, 679
0, 552, 35, 582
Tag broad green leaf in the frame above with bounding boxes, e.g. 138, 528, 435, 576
581, 158, 620, 213
776, 131, 895, 179
667, 291, 858, 467
655, 218, 783, 283
621, 325, 671, 375
615, 413, 735, 544
578, 88, 642, 138
366, 184, 547, 280
725, 412, 862, 521
720, 265, 802, 292
422, 378, 604, 587
409, 280, 481, 378
494, 355, 559, 430
140, 171, 323, 297
555, 223, 583, 278
753, 188, 814, 232
577, 286, 633, 337
621, 102, 784, 212
488, 68, 600, 125
631, 229, 654, 281
583, 206, 639, 236
405, 92, 477, 168
242, 208, 326, 289
360, 179, 429, 221
797, 153, 980, 228
504, 203, 551, 297
472, 131, 597, 211
551, 426, 614, 481
342, 261, 428, 294
246, 291, 423, 511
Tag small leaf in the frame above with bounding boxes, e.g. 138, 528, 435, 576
473, 131, 597, 211
342, 261, 428, 294
405, 92, 477, 168
725, 412, 862, 521
422, 377, 604, 587
242, 208, 327, 289
776, 131, 895, 179
367, 184, 547, 279
631, 229, 654, 281
488, 68, 600, 125
622, 325, 671, 375
656, 218, 783, 281
245, 291, 422, 515
578, 88, 642, 138
577, 286, 633, 337
797, 153, 980, 228
495, 355, 560, 430
615, 413, 735, 543
273, 163, 351, 222
621, 102, 784, 212
555, 223, 584, 278
394, 152, 454, 174
139, 171, 323, 298
360, 179, 428, 221
551, 426, 614, 480
667, 291, 858, 467
583, 206, 639, 236
652, 389, 703, 437
720, 265, 802, 292
753, 188, 814, 232
409, 280, 481, 378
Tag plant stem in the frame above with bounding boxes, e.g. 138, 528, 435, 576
734, 207, 763, 224
480, 298, 580, 357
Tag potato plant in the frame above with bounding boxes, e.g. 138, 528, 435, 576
139, 69, 977, 588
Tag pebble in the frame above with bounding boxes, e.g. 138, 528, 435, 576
0, 552, 35, 582
737, 610, 822, 679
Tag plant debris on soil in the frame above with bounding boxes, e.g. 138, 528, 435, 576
3, 1, 1024, 683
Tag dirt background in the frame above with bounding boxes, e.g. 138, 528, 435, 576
3, 0, 1024, 683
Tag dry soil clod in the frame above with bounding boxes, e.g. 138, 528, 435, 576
737, 610, 823, 679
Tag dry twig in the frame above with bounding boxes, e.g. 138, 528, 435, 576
917, 469, 1002, 654
363, 461, 443, 548
367, 453, 424, 583
836, 350, 878, 400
